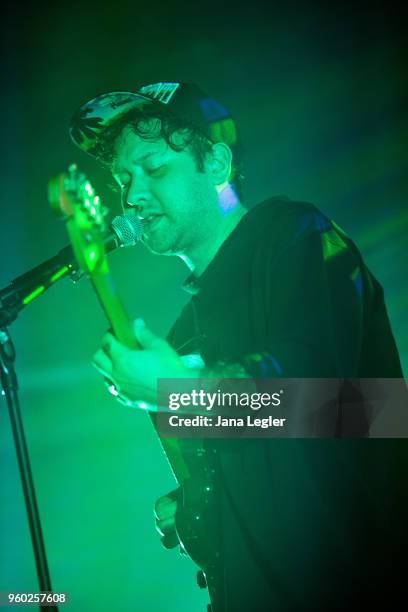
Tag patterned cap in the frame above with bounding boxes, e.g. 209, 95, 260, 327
69, 82, 239, 160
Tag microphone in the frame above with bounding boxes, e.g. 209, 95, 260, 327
0, 215, 144, 325
110, 213, 144, 248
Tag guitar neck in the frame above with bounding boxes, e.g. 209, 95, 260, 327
90, 268, 190, 483
91, 273, 138, 349
49, 168, 190, 484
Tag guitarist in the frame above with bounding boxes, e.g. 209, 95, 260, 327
70, 82, 406, 611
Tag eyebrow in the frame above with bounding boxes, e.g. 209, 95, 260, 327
112, 151, 160, 175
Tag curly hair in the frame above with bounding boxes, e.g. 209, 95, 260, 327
94, 105, 244, 198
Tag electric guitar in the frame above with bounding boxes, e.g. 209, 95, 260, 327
48, 164, 223, 611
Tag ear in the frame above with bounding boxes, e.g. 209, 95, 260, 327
205, 142, 233, 186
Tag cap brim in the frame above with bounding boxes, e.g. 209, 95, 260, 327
69, 91, 156, 156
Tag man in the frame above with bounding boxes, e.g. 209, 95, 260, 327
70, 82, 405, 611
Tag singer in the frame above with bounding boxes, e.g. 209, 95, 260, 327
69, 82, 405, 611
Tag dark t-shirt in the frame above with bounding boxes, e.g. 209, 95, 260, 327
168, 197, 402, 378
166, 198, 406, 611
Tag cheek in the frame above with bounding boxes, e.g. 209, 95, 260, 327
152, 170, 214, 219
153, 183, 192, 218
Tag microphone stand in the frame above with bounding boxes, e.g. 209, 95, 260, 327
0, 323, 57, 611
0, 274, 67, 610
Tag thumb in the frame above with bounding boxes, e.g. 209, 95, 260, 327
133, 318, 170, 353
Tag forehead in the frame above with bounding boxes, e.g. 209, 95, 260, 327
111, 123, 168, 173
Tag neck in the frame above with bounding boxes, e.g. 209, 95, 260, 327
180, 200, 247, 277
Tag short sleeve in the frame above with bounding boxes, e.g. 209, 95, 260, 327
241, 210, 365, 378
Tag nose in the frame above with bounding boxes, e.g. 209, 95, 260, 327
121, 175, 150, 215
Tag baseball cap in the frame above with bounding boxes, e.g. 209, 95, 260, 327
69, 81, 240, 162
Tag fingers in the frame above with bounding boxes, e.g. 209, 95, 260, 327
100, 332, 129, 360
95, 322, 173, 366
133, 319, 172, 354
92, 348, 113, 376
160, 531, 180, 550
154, 495, 178, 521
92, 331, 129, 375
134, 318, 159, 349
155, 515, 176, 537
154, 491, 180, 549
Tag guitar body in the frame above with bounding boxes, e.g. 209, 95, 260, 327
176, 474, 223, 611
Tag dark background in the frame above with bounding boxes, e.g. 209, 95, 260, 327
1, 1, 407, 610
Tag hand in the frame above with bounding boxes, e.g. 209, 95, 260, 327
154, 488, 180, 549
92, 319, 195, 409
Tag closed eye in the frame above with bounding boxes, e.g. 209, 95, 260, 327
146, 164, 167, 177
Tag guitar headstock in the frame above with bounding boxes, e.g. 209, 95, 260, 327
48, 164, 108, 276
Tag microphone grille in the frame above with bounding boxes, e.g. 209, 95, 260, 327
111, 214, 144, 246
